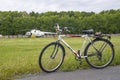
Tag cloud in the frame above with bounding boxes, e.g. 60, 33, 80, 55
0, 0, 120, 13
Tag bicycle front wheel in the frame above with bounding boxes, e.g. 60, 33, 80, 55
84, 38, 114, 69
39, 42, 65, 73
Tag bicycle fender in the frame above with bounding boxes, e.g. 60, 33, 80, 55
94, 38, 114, 47
51, 42, 66, 57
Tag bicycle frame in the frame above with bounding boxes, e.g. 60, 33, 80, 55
57, 34, 93, 58
39, 23, 114, 73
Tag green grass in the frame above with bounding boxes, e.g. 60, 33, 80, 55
0, 36, 120, 80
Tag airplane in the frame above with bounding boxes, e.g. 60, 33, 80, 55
25, 29, 56, 37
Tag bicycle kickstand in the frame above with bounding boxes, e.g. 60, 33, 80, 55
75, 50, 83, 65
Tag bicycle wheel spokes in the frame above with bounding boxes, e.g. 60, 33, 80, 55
85, 39, 114, 69
39, 43, 65, 72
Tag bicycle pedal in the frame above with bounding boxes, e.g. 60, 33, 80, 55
80, 60, 82, 65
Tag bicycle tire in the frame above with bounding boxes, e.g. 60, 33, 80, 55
39, 42, 65, 73
84, 38, 114, 69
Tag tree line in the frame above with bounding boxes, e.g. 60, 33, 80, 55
0, 9, 120, 35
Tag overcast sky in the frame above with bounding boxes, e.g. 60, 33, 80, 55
0, 0, 120, 13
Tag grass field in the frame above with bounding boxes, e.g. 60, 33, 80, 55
0, 36, 120, 80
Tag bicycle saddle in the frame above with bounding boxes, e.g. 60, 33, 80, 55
82, 29, 94, 34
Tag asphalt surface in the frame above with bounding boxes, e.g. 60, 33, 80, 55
16, 66, 120, 80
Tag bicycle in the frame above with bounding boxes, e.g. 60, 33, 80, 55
39, 23, 114, 73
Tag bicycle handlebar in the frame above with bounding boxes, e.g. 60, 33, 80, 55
55, 23, 71, 34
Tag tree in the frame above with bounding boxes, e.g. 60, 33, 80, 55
0, 9, 120, 35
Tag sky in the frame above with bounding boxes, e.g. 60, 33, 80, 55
0, 0, 120, 13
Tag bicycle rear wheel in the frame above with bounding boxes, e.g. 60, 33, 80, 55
39, 42, 65, 73
84, 38, 114, 69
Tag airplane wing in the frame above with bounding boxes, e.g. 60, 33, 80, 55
42, 31, 56, 35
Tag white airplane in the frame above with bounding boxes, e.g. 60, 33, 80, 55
25, 29, 56, 37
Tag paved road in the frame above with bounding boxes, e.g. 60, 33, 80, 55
16, 66, 120, 80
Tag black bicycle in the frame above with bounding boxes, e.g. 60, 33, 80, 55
39, 23, 114, 73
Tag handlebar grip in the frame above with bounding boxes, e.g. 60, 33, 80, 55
55, 23, 60, 29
